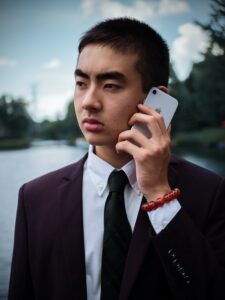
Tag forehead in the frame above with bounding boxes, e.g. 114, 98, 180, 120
76, 44, 139, 77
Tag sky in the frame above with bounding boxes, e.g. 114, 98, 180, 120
0, 0, 211, 121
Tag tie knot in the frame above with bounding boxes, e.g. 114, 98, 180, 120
108, 170, 128, 193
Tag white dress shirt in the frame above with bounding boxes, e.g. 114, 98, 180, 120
82, 146, 181, 300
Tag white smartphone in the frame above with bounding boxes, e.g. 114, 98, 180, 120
132, 87, 178, 138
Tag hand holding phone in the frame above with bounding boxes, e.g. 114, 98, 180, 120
132, 87, 178, 138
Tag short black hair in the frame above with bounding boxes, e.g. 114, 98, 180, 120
78, 17, 169, 93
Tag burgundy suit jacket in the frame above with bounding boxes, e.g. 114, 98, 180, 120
8, 154, 225, 300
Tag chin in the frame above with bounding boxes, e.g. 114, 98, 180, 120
85, 135, 116, 147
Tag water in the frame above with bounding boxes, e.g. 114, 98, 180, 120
0, 143, 224, 299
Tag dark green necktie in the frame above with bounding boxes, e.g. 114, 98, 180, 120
101, 170, 132, 300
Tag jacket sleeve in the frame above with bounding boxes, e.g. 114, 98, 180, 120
8, 184, 34, 300
151, 176, 225, 300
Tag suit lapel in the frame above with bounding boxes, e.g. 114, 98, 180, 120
58, 154, 88, 299
119, 157, 179, 300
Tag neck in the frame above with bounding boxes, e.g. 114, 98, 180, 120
94, 145, 132, 169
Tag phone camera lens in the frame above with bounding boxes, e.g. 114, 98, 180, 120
153, 89, 157, 95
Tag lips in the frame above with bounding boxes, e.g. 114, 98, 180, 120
83, 117, 104, 132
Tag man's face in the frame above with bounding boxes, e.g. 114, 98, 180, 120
74, 44, 146, 148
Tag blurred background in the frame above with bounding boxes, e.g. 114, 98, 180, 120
0, 0, 225, 299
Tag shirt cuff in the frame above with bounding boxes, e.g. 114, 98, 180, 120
147, 199, 181, 234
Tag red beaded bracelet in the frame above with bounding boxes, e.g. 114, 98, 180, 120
141, 188, 181, 212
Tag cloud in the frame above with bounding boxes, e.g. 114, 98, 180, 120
43, 58, 62, 70
100, 0, 155, 20
30, 89, 74, 122
81, 0, 190, 20
0, 58, 17, 67
171, 23, 209, 80
159, 0, 190, 15
28, 72, 74, 121
211, 43, 224, 56
81, 0, 97, 17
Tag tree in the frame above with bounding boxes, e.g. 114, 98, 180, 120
37, 101, 83, 141
196, 0, 225, 51
170, 0, 225, 132
0, 95, 33, 139
189, 0, 225, 128
62, 101, 82, 139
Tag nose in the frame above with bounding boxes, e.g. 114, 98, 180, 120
82, 85, 102, 112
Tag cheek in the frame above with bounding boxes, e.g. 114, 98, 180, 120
74, 99, 81, 116
123, 103, 138, 122
110, 104, 135, 132
74, 102, 83, 129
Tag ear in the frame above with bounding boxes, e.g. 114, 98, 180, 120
158, 85, 169, 94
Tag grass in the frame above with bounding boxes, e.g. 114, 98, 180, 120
0, 138, 31, 150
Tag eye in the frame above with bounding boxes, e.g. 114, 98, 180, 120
76, 81, 86, 89
104, 83, 121, 91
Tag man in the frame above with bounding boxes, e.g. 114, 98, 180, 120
8, 18, 225, 300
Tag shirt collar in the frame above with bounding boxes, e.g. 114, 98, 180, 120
121, 160, 140, 195
87, 145, 140, 196
87, 145, 114, 196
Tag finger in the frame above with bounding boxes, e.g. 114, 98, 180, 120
116, 139, 139, 156
137, 103, 156, 115
118, 129, 149, 147
128, 113, 163, 138
137, 104, 167, 133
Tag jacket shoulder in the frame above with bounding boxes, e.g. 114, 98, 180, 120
22, 153, 87, 192
171, 153, 224, 182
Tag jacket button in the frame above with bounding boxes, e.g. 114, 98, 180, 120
172, 258, 178, 264
168, 249, 173, 255
168, 249, 176, 257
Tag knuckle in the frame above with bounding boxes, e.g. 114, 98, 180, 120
154, 146, 163, 156
122, 140, 130, 147
159, 141, 170, 156
152, 143, 167, 156
116, 141, 125, 151
139, 149, 150, 162
132, 112, 140, 120
147, 115, 154, 124
118, 130, 129, 140
131, 128, 140, 136
163, 136, 171, 148
165, 136, 171, 145
118, 132, 124, 140
158, 114, 164, 122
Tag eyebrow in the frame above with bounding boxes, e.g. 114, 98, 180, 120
74, 69, 89, 79
74, 68, 126, 83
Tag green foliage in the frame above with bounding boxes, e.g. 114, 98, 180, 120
196, 0, 225, 51
0, 138, 31, 150
36, 101, 83, 141
185, 51, 225, 128
172, 128, 225, 148
38, 119, 64, 140
62, 101, 83, 139
0, 95, 33, 139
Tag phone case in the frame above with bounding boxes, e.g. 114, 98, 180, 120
132, 87, 178, 138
